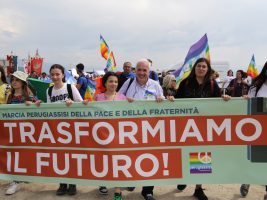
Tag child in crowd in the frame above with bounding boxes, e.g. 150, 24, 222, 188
94, 72, 126, 200
46, 64, 83, 196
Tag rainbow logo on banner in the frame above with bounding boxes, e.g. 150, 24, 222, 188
189, 152, 212, 174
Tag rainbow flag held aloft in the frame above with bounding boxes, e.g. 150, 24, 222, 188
173, 34, 210, 86
105, 51, 117, 72
100, 35, 110, 60
247, 54, 258, 78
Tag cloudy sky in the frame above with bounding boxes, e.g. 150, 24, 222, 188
0, 0, 267, 72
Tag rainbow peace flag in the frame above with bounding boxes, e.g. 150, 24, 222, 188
84, 79, 96, 102
247, 54, 258, 78
100, 35, 110, 60
173, 34, 210, 86
105, 51, 117, 72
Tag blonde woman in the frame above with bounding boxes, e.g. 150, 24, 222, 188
162, 74, 177, 98
0, 66, 10, 104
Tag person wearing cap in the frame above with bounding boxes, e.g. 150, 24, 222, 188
6, 71, 40, 105
5, 71, 40, 195
75, 63, 88, 99
119, 59, 164, 200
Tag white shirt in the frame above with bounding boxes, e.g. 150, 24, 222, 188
46, 83, 83, 103
222, 76, 235, 89
244, 76, 252, 86
248, 83, 267, 98
119, 78, 164, 100
39, 77, 50, 81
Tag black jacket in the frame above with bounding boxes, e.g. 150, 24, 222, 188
175, 78, 221, 98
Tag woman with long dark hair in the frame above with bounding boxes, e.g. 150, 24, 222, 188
175, 57, 221, 98
240, 61, 267, 200
174, 57, 230, 200
227, 70, 249, 97
5, 71, 40, 195
247, 62, 267, 97
221, 69, 234, 93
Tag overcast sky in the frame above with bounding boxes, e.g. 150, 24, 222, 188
1, 0, 267, 72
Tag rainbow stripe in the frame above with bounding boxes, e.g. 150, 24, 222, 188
100, 35, 110, 60
105, 51, 117, 72
189, 152, 212, 174
247, 55, 258, 78
173, 34, 210, 87
84, 79, 96, 102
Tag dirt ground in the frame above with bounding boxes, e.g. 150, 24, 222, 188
0, 181, 265, 200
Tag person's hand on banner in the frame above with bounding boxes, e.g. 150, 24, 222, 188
65, 99, 73, 107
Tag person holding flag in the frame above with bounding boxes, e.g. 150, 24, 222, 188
170, 57, 230, 200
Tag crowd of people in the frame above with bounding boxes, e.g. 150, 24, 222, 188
0, 57, 267, 200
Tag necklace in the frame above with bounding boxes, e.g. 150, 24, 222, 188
104, 92, 117, 101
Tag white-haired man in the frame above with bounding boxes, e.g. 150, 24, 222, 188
119, 59, 164, 200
